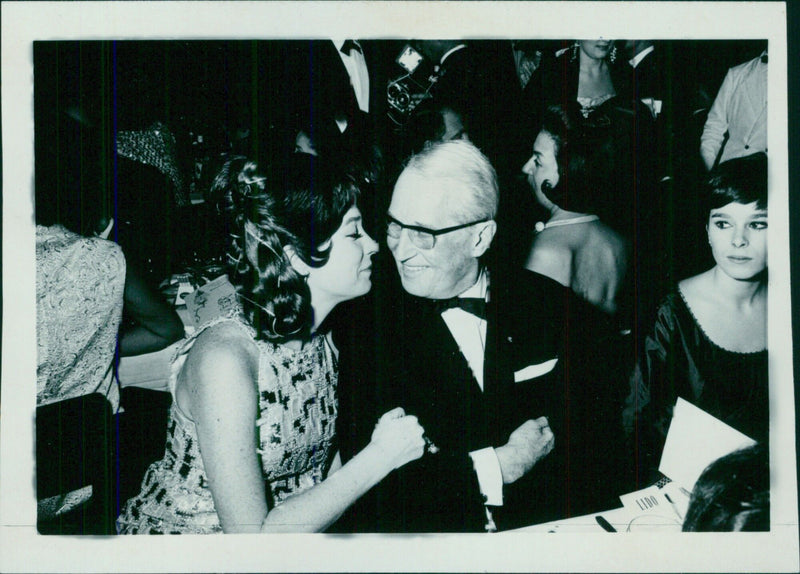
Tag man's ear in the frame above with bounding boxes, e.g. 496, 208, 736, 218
471, 220, 497, 258
283, 245, 311, 276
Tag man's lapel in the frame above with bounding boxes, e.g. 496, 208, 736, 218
482, 284, 517, 444
408, 298, 490, 450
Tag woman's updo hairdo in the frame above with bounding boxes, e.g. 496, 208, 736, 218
211, 154, 362, 342
538, 103, 615, 215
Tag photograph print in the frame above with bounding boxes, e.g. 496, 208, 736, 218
2, 2, 796, 573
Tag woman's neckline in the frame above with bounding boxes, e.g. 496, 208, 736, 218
535, 214, 599, 233
675, 288, 767, 355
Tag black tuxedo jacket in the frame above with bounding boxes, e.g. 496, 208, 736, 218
428, 43, 517, 171
282, 40, 387, 140
616, 44, 699, 179
331, 263, 627, 532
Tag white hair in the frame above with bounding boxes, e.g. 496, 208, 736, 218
402, 139, 499, 220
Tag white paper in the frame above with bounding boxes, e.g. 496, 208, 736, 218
659, 397, 757, 490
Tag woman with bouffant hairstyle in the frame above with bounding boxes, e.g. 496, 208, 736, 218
215, 154, 357, 342
117, 154, 426, 534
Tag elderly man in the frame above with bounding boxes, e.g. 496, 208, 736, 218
333, 140, 624, 532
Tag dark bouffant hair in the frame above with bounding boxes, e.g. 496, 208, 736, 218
705, 152, 768, 215
537, 103, 616, 215
682, 443, 769, 532
211, 154, 361, 342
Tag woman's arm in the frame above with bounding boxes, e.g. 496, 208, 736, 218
184, 326, 268, 533
118, 264, 185, 356
185, 326, 425, 533
624, 297, 682, 484
262, 407, 424, 532
700, 69, 734, 170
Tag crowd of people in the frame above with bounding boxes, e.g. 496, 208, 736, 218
34, 38, 769, 534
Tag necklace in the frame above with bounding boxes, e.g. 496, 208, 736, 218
535, 214, 599, 232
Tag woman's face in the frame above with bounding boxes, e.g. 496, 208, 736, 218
707, 201, 768, 280
522, 130, 560, 209
307, 205, 379, 304
579, 40, 615, 61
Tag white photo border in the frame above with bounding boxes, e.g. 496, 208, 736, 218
1, 2, 796, 572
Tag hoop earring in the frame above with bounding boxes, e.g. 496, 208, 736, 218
570, 41, 579, 62
608, 44, 617, 63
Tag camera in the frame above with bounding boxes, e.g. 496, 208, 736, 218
386, 44, 437, 126
387, 78, 415, 117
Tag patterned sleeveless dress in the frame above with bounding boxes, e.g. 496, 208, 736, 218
116, 314, 338, 534
36, 224, 126, 411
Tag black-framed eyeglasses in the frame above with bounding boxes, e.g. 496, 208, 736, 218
386, 214, 490, 249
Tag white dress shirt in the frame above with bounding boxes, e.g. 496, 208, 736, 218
438, 270, 504, 508
628, 45, 662, 119
628, 44, 655, 69
435, 43, 468, 73
332, 39, 370, 123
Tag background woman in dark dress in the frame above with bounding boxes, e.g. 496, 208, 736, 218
624, 153, 768, 483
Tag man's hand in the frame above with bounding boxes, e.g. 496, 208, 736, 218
495, 417, 554, 484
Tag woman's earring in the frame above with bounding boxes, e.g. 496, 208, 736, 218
609, 44, 617, 63
570, 41, 579, 62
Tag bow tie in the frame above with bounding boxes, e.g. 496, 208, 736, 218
340, 40, 362, 55
432, 297, 487, 320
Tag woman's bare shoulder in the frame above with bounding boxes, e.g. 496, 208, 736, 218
587, 220, 627, 248
535, 226, 586, 250
183, 322, 259, 387
526, 234, 573, 286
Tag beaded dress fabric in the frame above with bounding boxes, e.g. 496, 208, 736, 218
116, 121, 188, 206
116, 314, 338, 534
36, 225, 126, 411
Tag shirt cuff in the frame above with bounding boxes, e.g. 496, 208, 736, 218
469, 447, 504, 506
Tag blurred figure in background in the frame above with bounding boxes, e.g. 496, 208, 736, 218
700, 48, 767, 171
401, 100, 470, 157
34, 90, 185, 532
539, 39, 625, 121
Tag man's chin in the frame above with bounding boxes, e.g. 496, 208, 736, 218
397, 275, 430, 298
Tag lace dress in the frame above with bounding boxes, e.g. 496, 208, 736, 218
576, 94, 616, 119
116, 314, 338, 534
36, 224, 126, 411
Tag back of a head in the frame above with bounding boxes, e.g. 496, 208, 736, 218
682, 443, 769, 532
403, 98, 469, 156
539, 103, 616, 215
402, 139, 499, 220
404, 104, 448, 157
705, 152, 768, 213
